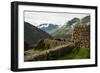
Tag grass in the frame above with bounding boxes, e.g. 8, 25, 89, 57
57, 48, 90, 60
74, 48, 90, 59
51, 27, 72, 38
25, 47, 90, 60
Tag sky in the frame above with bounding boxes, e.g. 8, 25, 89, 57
24, 11, 89, 27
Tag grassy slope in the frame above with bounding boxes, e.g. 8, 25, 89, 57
24, 22, 53, 46
56, 48, 90, 60
25, 47, 90, 60
51, 27, 72, 38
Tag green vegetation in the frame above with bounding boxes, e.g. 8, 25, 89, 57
34, 39, 68, 50
25, 41, 90, 61
51, 27, 72, 39
24, 22, 53, 50
24, 15, 90, 61
59, 48, 90, 60
28, 48, 90, 60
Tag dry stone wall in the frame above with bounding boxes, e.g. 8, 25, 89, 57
24, 44, 75, 61
73, 24, 90, 48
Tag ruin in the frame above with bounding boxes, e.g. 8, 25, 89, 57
73, 24, 90, 48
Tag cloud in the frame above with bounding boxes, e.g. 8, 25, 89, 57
24, 11, 89, 26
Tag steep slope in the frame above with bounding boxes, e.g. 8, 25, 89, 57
24, 22, 53, 50
66, 18, 80, 27
50, 18, 80, 39
51, 27, 72, 39
81, 16, 90, 24
73, 15, 90, 48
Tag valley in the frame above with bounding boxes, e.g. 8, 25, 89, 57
24, 15, 90, 61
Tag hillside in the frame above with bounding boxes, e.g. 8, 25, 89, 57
66, 17, 80, 27
51, 27, 72, 39
34, 38, 69, 50
50, 18, 80, 39
24, 22, 53, 50
81, 16, 90, 24
73, 15, 90, 48
24, 15, 90, 61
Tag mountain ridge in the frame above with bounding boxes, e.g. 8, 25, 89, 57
24, 22, 53, 50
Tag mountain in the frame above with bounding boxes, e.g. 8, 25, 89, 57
66, 17, 80, 27
24, 22, 53, 50
37, 23, 59, 33
50, 18, 80, 39
51, 26, 72, 39
73, 15, 90, 48
81, 16, 90, 25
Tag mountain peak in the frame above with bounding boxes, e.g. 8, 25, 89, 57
37, 23, 59, 33
66, 17, 80, 27
38, 23, 49, 28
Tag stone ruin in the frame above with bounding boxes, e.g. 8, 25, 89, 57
73, 24, 90, 48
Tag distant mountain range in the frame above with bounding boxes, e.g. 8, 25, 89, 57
51, 16, 90, 39
37, 23, 59, 34
37, 17, 81, 39
50, 17, 80, 38
66, 18, 80, 27
24, 16, 90, 50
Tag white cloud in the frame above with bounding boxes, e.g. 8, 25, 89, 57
24, 11, 89, 27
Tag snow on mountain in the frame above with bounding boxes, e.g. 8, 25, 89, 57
37, 23, 60, 34
38, 23, 50, 29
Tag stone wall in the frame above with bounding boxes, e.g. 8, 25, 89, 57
73, 24, 90, 48
24, 43, 75, 61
